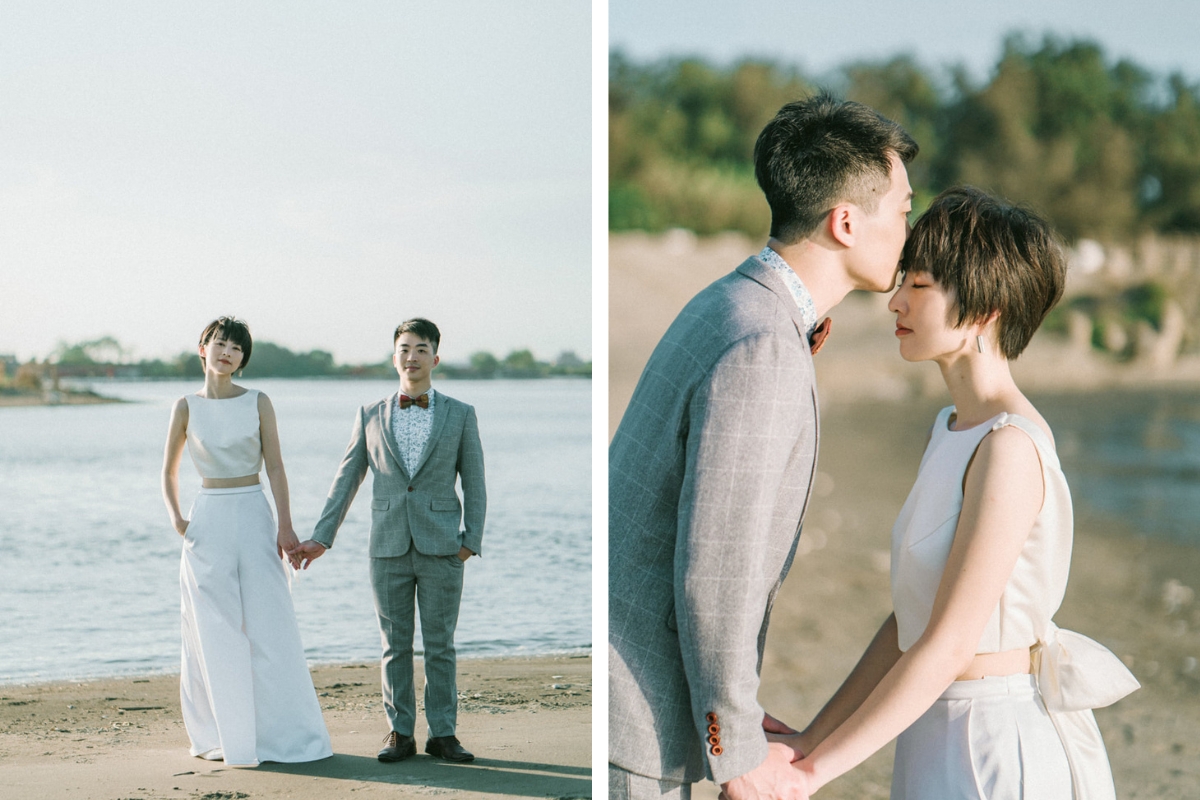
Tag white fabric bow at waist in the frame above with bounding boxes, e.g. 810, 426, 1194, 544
1034, 622, 1140, 713
1033, 622, 1140, 800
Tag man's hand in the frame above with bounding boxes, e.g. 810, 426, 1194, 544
290, 539, 328, 570
457, 546, 474, 562
762, 712, 798, 736
762, 712, 809, 762
719, 742, 811, 800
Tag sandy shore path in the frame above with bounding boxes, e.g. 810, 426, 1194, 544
0, 655, 591, 800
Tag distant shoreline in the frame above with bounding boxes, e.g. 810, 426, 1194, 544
0, 374, 591, 408
0, 389, 124, 408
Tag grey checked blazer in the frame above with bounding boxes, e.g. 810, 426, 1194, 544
609, 256, 820, 786
312, 391, 485, 558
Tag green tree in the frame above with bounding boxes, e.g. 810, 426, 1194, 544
502, 349, 538, 372
54, 335, 126, 365
1145, 75, 1200, 232
941, 35, 1141, 239
469, 351, 499, 377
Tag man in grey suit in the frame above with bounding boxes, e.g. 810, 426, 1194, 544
293, 317, 485, 764
609, 94, 917, 800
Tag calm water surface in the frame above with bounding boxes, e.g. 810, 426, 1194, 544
1034, 389, 1200, 546
0, 378, 590, 683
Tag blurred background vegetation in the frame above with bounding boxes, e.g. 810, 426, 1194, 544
0, 338, 589, 397
611, 32, 1200, 360
611, 33, 1200, 239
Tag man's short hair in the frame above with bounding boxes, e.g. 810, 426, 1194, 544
199, 316, 253, 370
903, 186, 1066, 360
754, 92, 918, 244
393, 317, 441, 353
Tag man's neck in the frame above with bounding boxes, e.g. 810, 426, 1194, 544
399, 379, 432, 398
766, 237, 857, 319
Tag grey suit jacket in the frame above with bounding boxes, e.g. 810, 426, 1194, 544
312, 390, 486, 558
609, 256, 820, 785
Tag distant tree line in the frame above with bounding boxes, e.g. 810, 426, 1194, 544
2, 339, 590, 383
610, 33, 1200, 241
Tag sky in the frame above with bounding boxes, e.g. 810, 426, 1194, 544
1, 1, 590, 365
610, 0, 1200, 85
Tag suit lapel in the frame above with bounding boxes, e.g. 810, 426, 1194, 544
380, 392, 410, 478
410, 393, 450, 478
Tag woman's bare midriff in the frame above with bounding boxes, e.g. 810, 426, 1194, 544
202, 474, 261, 489
955, 647, 1031, 681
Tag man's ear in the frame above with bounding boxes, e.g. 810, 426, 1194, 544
432, 354, 440, 368
828, 204, 855, 248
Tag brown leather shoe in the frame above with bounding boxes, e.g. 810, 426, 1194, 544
424, 735, 474, 763
378, 731, 416, 762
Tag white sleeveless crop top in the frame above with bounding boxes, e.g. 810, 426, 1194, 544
184, 389, 264, 479
891, 406, 1072, 653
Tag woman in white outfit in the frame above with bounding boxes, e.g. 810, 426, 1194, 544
161, 316, 332, 766
769, 188, 1139, 798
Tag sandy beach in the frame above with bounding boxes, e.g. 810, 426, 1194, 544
0, 655, 591, 800
611, 232, 1200, 799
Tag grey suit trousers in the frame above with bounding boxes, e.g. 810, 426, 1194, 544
371, 549, 465, 737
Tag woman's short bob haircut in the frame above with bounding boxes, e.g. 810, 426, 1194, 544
198, 316, 253, 371
903, 186, 1066, 360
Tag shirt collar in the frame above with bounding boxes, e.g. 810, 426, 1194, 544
758, 245, 818, 337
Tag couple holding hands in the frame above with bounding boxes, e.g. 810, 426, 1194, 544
162, 316, 484, 767
609, 95, 1141, 799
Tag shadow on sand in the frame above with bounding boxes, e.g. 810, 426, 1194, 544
258, 752, 591, 797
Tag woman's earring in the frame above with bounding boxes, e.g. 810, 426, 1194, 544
976, 335, 985, 354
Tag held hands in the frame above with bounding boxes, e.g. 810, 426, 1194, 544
763, 711, 811, 764
277, 527, 303, 570
762, 712, 798, 736
719, 742, 812, 800
764, 731, 812, 764
289, 539, 327, 570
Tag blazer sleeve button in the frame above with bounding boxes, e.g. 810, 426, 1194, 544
707, 723, 720, 736
705, 712, 718, 724
711, 744, 724, 756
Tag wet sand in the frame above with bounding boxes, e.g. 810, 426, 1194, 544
0, 655, 591, 800
611, 232, 1200, 799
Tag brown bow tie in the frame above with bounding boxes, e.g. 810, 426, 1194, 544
399, 393, 429, 409
809, 317, 832, 355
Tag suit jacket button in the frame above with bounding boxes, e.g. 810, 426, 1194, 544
407, 486, 414, 492
707, 734, 720, 746
707, 723, 720, 736
711, 744, 724, 756
705, 712, 718, 724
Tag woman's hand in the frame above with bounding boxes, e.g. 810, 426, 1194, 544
277, 526, 302, 569
174, 518, 189, 537
765, 730, 814, 763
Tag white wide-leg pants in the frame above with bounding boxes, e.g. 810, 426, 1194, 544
892, 674, 1072, 799
179, 486, 332, 766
